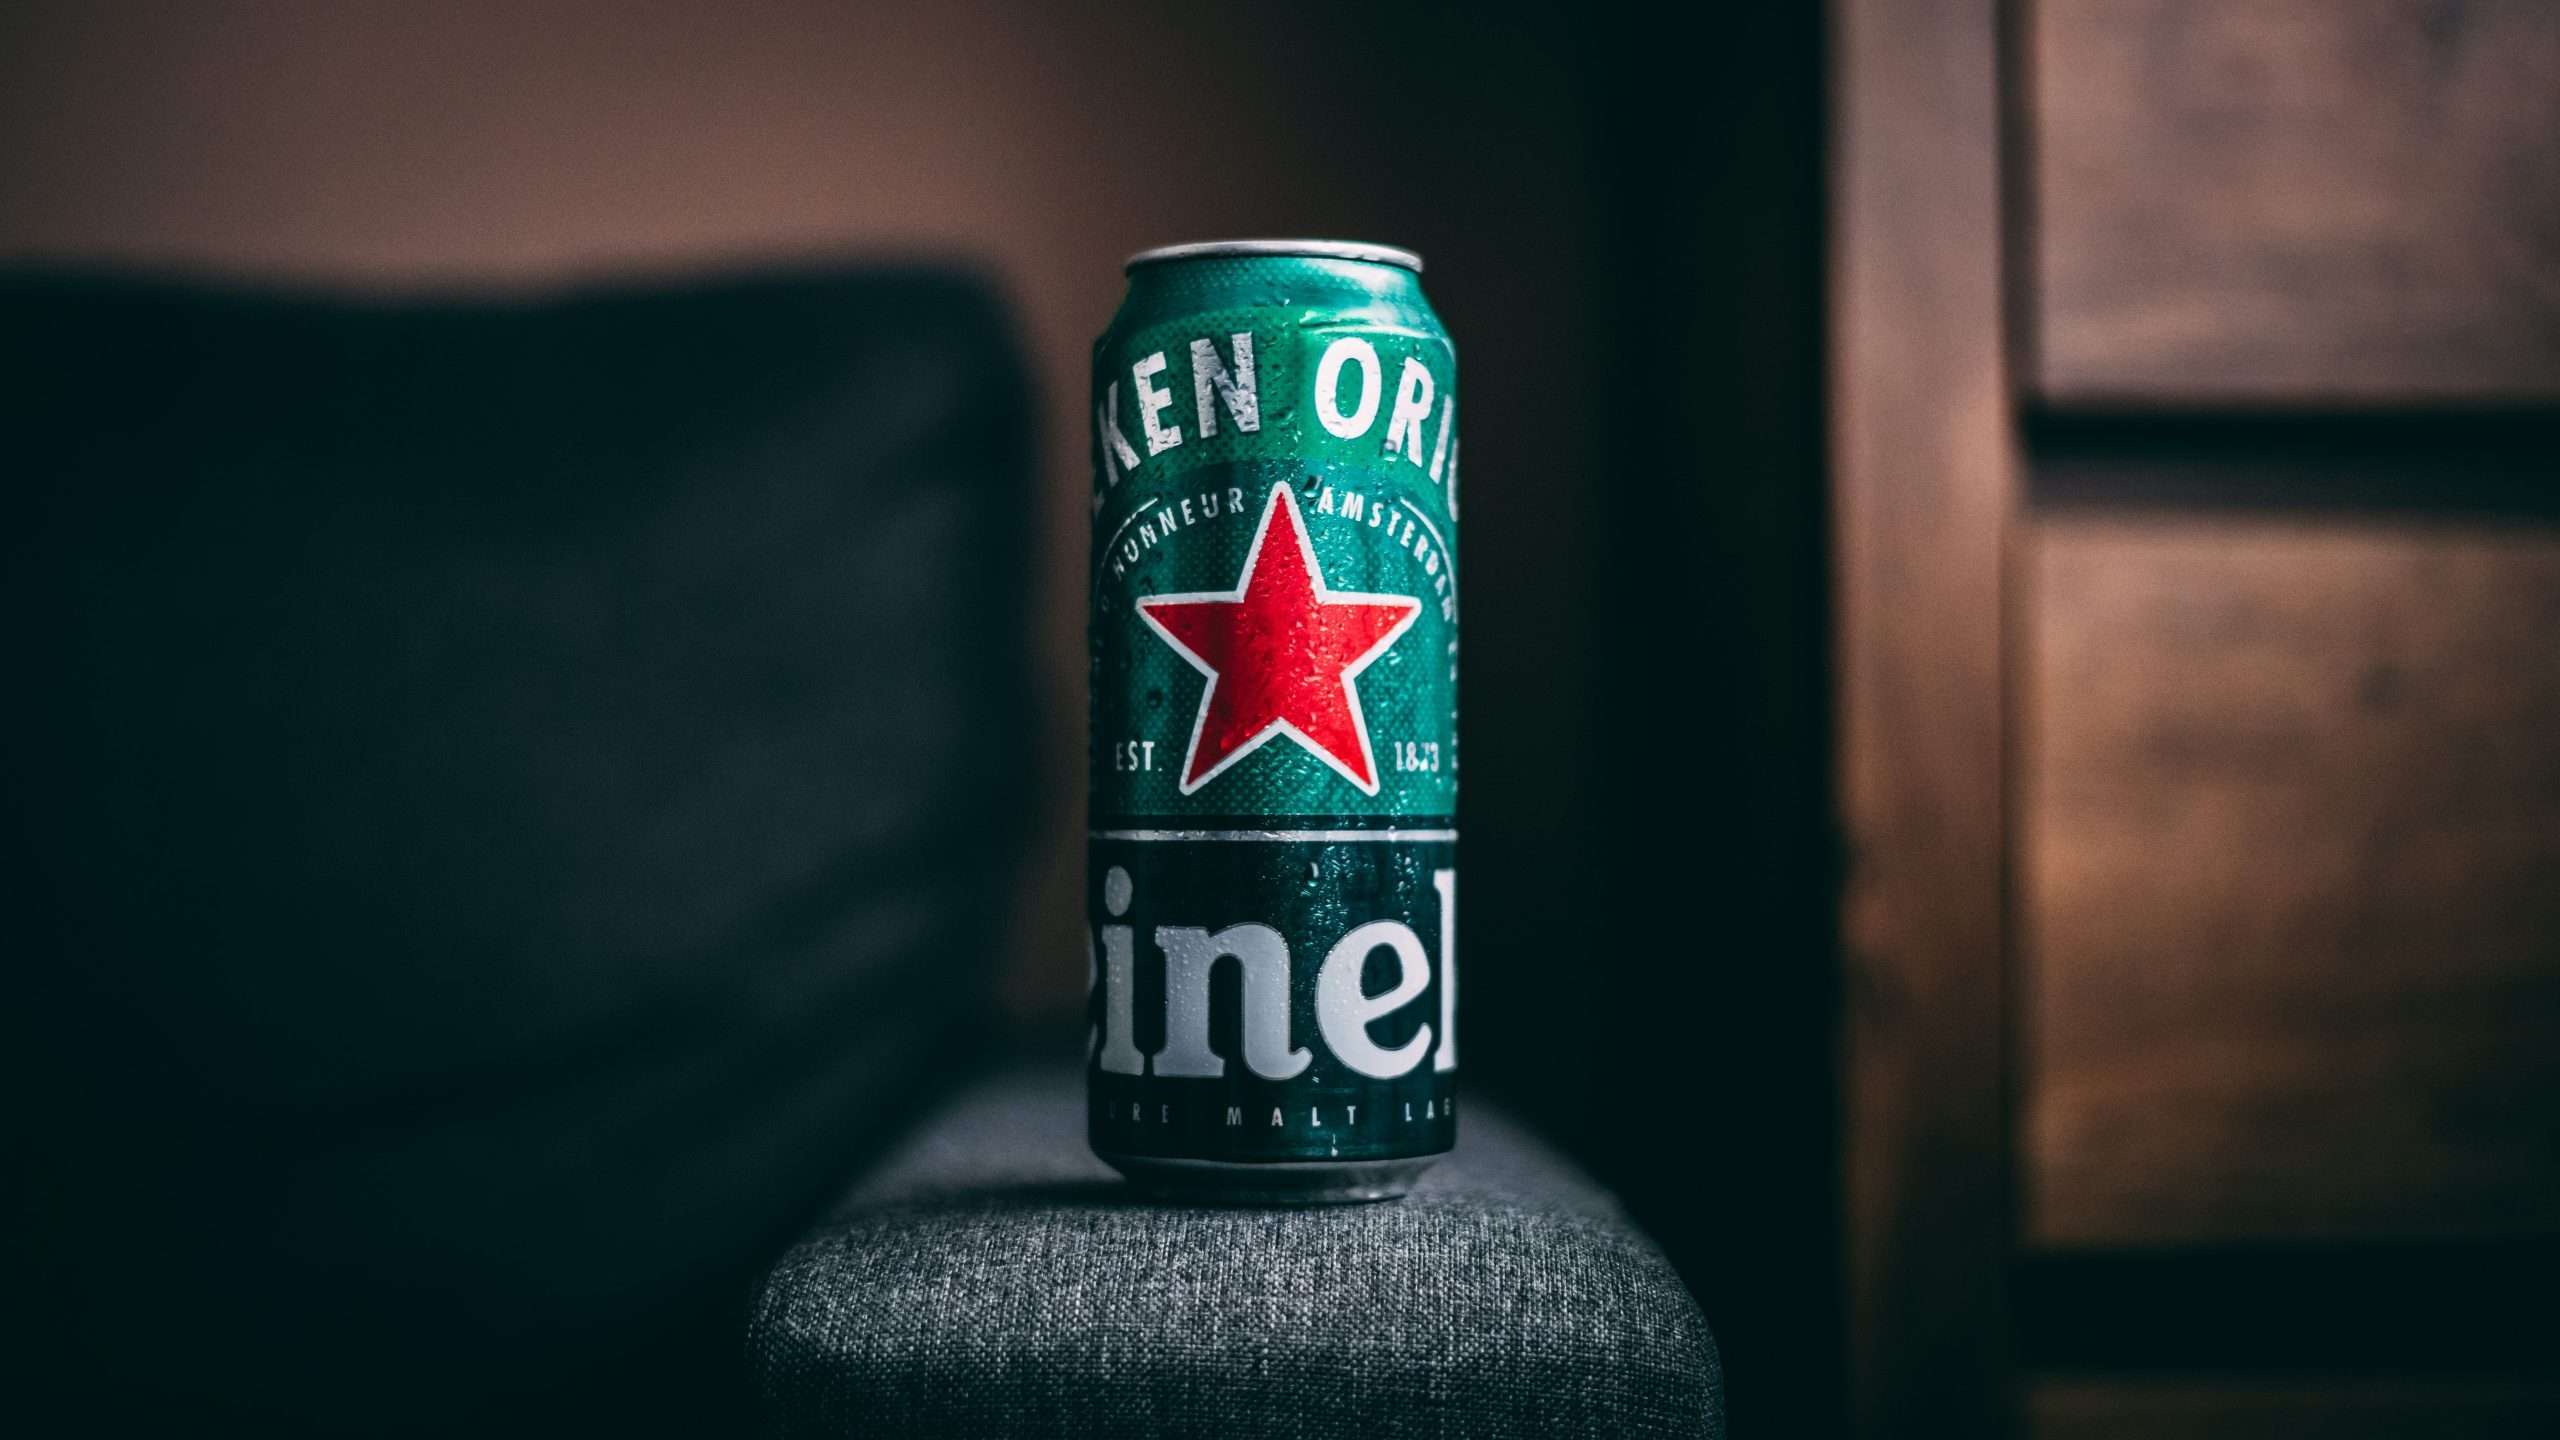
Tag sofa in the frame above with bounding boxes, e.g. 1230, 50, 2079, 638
5, 264, 1722, 1437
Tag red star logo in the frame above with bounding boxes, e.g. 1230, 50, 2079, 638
1138, 482, 1422, 796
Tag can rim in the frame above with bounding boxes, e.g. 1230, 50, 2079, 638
1124, 239, 1424, 274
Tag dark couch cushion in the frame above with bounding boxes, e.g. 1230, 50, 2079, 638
750, 1065, 1725, 1439
4, 266, 1035, 1431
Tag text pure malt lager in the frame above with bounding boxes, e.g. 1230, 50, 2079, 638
1088, 240, 1458, 1203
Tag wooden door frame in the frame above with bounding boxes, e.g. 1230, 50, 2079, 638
1829, 0, 2019, 1434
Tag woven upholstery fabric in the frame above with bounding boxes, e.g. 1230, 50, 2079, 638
6, 265, 1035, 1433
750, 1065, 1723, 1438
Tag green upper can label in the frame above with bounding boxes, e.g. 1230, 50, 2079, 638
1091, 253, 1458, 822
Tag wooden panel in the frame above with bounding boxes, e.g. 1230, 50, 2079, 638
2029, 0, 2560, 403
2027, 1380, 2560, 1439
1831, 0, 2016, 1432
2022, 515, 2560, 1244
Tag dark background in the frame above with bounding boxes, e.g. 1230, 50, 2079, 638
1, 0, 1836, 1430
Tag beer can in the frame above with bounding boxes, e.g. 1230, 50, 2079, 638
1087, 239, 1459, 1203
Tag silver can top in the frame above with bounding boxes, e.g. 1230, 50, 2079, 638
1123, 238, 1424, 274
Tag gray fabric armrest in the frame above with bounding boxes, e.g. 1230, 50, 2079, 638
748, 1064, 1723, 1438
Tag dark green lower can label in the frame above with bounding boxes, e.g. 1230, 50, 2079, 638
1088, 243, 1458, 1182
1089, 831, 1457, 1163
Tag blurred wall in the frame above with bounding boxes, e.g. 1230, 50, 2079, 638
0, 0, 1601, 1022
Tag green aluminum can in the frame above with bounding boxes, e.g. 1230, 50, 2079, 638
1087, 240, 1459, 1203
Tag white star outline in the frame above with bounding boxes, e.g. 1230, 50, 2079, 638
1135, 481, 1423, 797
